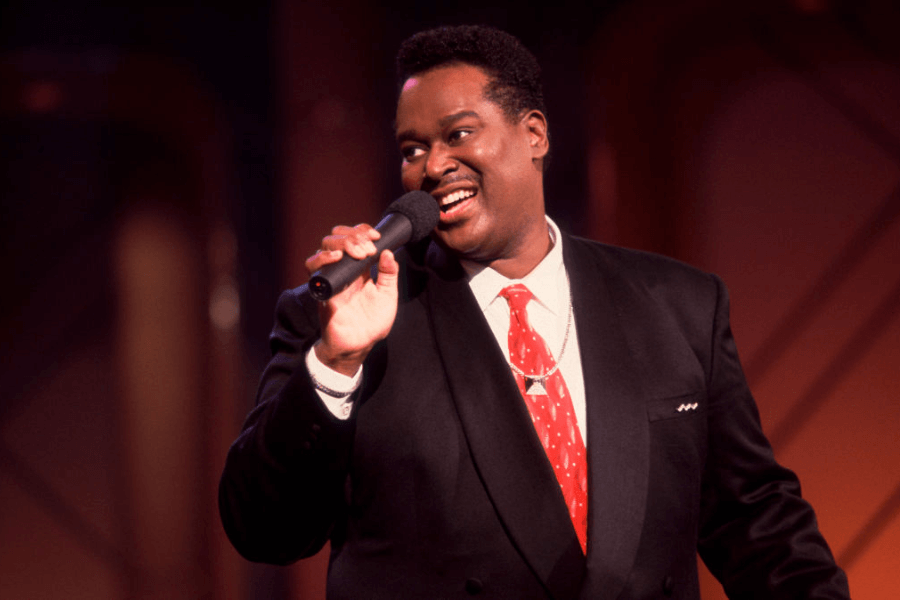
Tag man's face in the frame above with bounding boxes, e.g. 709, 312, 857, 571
395, 63, 549, 272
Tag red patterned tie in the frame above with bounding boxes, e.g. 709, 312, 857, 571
500, 284, 588, 554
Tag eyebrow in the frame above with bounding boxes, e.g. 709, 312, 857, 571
439, 110, 479, 127
395, 110, 481, 142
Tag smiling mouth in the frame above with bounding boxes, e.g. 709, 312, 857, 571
438, 188, 476, 213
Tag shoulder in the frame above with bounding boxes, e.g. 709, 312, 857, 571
562, 233, 723, 303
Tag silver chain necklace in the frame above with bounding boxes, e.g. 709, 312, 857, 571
507, 288, 573, 396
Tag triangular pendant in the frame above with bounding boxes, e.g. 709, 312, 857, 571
525, 377, 548, 396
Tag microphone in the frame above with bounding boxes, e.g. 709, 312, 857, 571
308, 190, 440, 301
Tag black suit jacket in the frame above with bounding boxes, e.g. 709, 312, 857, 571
219, 233, 850, 599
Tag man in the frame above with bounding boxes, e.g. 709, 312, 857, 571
219, 25, 850, 599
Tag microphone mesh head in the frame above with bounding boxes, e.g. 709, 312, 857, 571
384, 191, 440, 242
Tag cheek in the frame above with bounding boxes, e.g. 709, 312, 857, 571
400, 164, 420, 191
471, 143, 491, 160
479, 134, 522, 171
472, 138, 503, 164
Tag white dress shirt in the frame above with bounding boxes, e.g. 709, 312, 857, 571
307, 217, 587, 443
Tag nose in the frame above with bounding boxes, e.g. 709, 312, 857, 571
424, 143, 457, 181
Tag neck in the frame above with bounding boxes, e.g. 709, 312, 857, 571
486, 220, 553, 279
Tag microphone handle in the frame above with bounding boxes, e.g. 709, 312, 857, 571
308, 213, 413, 301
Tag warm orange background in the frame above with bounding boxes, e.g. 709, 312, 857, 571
2, 1, 898, 598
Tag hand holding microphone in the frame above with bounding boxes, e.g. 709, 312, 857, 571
308, 191, 439, 301
304, 191, 439, 375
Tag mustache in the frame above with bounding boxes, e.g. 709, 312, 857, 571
423, 172, 481, 191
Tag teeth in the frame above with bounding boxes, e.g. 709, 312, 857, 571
440, 189, 475, 206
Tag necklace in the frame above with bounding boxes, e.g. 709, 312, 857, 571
507, 289, 573, 396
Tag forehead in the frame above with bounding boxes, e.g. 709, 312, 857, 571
396, 64, 497, 128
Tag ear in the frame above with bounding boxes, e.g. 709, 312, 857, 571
522, 110, 549, 161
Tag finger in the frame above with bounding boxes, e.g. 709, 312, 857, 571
321, 226, 378, 260
305, 248, 343, 273
332, 223, 380, 242
322, 224, 373, 245
350, 223, 380, 240
351, 223, 381, 239
343, 223, 381, 258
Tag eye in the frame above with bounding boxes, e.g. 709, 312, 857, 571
401, 145, 426, 162
448, 129, 472, 144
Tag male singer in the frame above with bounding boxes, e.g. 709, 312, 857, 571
219, 25, 850, 599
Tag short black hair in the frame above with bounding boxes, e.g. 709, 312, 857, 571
396, 25, 546, 122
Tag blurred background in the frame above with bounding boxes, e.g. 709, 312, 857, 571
1, 0, 898, 598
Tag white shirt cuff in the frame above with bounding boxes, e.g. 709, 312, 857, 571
305, 345, 361, 420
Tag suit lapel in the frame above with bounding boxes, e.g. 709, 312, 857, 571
563, 237, 649, 600
423, 245, 586, 599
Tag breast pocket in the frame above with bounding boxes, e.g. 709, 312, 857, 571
646, 391, 708, 509
646, 392, 705, 422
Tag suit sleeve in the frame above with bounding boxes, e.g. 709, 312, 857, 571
218, 287, 355, 565
697, 275, 850, 599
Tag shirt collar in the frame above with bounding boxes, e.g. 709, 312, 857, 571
462, 217, 567, 316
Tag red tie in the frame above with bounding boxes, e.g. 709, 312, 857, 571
500, 284, 588, 554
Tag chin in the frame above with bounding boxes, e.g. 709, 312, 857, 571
432, 232, 481, 261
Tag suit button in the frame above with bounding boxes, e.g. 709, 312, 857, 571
465, 578, 484, 595
662, 575, 675, 596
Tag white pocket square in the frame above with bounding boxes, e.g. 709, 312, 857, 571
676, 402, 699, 413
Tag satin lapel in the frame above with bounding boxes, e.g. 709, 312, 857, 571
563, 237, 649, 600
424, 247, 586, 599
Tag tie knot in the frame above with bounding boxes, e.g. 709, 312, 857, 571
499, 284, 533, 312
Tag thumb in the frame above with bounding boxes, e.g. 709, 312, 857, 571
375, 249, 399, 293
